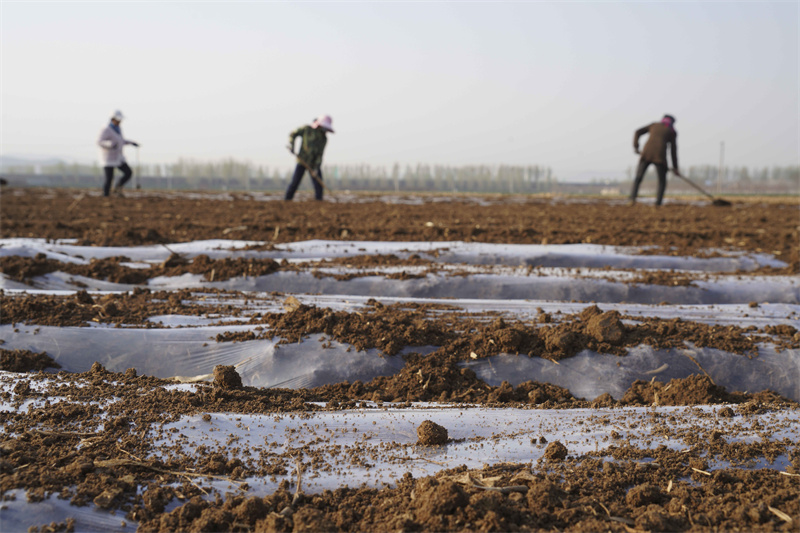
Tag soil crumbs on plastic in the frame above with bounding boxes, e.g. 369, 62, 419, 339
1, 364, 798, 533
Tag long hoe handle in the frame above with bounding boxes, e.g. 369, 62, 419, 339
671, 170, 716, 200
288, 148, 331, 194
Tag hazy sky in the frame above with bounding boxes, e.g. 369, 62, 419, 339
1, 1, 797, 180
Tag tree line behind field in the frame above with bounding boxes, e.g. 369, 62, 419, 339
2, 158, 798, 195
2, 159, 556, 194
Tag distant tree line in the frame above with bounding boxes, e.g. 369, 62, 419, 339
2, 158, 556, 193
591, 164, 800, 194
620, 165, 800, 186
3, 158, 798, 194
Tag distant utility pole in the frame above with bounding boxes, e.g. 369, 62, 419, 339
717, 141, 725, 194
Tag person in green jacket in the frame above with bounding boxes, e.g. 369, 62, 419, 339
285, 115, 334, 201
630, 114, 679, 206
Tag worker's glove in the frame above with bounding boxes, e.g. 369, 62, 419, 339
286, 144, 294, 154
634, 148, 640, 155
129, 142, 139, 147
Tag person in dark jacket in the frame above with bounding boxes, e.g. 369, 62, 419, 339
285, 115, 334, 201
97, 110, 139, 197
630, 114, 679, 206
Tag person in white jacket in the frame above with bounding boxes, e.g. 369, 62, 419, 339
97, 110, 139, 196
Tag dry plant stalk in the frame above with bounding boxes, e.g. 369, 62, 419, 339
767, 506, 793, 524
93, 458, 246, 487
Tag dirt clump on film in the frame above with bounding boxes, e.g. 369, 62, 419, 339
544, 441, 569, 461
621, 374, 736, 405
417, 420, 449, 445
213, 364, 243, 390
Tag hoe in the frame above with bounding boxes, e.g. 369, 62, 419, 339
671, 170, 731, 206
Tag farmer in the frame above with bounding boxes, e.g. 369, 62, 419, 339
630, 114, 679, 206
285, 115, 334, 201
97, 110, 139, 197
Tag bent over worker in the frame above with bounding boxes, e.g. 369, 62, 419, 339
630, 114, 679, 206
285, 115, 334, 201
97, 110, 139, 197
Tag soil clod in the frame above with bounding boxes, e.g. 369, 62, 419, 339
417, 420, 448, 445
213, 365, 243, 390
544, 441, 568, 461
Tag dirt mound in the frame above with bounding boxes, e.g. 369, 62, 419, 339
250, 301, 795, 364
0, 288, 215, 327
621, 374, 735, 406
176, 254, 281, 281
322, 253, 435, 268
0, 253, 284, 286
257, 300, 459, 356
99, 227, 168, 246
585, 310, 625, 344
0, 349, 60, 373
133, 453, 800, 533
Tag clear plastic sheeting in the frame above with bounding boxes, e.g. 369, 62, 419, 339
461, 344, 800, 401
0, 489, 131, 533
1, 238, 786, 271
0, 238, 793, 305
4, 269, 799, 306
2, 239, 797, 304
0, 326, 406, 388
0, 324, 263, 381
200, 271, 798, 305
253, 240, 786, 271
149, 405, 798, 494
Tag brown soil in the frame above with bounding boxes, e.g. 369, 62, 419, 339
0, 253, 283, 285
2, 189, 797, 274
246, 300, 797, 363
0, 348, 60, 373
0, 288, 219, 327
134, 458, 799, 532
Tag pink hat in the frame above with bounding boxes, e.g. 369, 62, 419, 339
311, 115, 334, 133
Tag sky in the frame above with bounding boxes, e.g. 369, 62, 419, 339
1, 1, 797, 181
